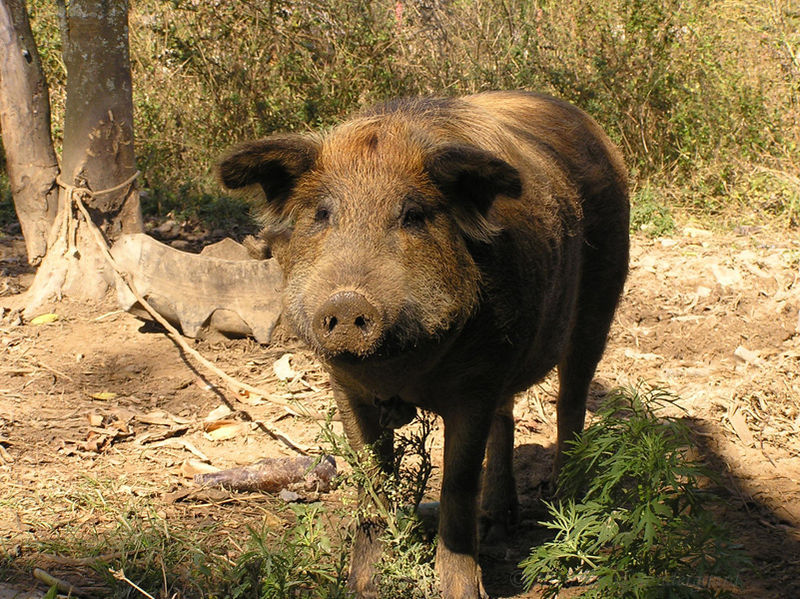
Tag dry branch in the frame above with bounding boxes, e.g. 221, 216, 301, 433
195, 455, 337, 493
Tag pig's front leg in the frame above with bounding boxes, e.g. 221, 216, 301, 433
333, 381, 393, 599
437, 405, 493, 599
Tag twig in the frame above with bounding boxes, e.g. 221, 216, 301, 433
74, 192, 293, 407
254, 420, 310, 455
33, 567, 84, 595
31, 358, 74, 382
110, 568, 156, 599
94, 309, 123, 321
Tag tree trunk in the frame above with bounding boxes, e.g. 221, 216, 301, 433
0, 0, 59, 265
2, 1, 281, 342
22, 0, 143, 314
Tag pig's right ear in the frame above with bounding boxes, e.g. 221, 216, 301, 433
217, 135, 320, 209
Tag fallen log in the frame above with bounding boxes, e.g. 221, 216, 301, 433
110, 233, 282, 343
195, 455, 337, 493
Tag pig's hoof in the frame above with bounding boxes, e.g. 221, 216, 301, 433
436, 546, 487, 599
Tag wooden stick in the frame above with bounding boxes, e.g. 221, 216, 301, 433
33, 567, 83, 595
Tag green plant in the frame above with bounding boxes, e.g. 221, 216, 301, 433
1, 172, 16, 230
520, 385, 746, 598
630, 185, 676, 237
217, 412, 439, 599
225, 503, 350, 599
15, 0, 798, 230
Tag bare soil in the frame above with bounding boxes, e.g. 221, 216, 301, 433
1, 226, 799, 598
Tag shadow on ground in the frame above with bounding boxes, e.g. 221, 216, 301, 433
478, 420, 800, 599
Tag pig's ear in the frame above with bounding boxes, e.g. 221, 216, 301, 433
425, 144, 522, 242
217, 135, 320, 207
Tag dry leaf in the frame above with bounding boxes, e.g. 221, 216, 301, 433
273, 353, 297, 381
728, 408, 755, 447
236, 389, 264, 405
135, 425, 190, 444
203, 419, 244, 441
90, 391, 118, 401
81, 431, 110, 453
148, 437, 211, 462
180, 459, 219, 478
30, 313, 59, 325
734, 345, 762, 366
137, 409, 189, 426
205, 404, 233, 422
87, 413, 104, 427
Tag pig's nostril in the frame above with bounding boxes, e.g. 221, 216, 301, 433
325, 316, 338, 333
354, 315, 367, 329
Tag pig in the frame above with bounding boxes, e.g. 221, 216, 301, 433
218, 91, 629, 599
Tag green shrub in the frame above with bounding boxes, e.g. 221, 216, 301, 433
318, 412, 440, 599
1, 171, 16, 230
220, 412, 440, 599
17, 0, 798, 226
520, 386, 746, 598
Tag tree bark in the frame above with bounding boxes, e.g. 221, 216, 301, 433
22, 0, 143, 314
0, 0, 59, 265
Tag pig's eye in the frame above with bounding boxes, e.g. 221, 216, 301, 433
401, 206, 426, 229
314, 206, 331, 224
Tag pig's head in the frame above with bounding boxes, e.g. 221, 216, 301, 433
218, 119, 521, 364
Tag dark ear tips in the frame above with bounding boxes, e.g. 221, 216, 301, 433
217, 142, 267, 190
425, 145, 522, 212
217, 135, 320, 200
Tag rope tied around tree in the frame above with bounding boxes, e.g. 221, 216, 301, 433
55, 171, 141, 257
52, 171, 312, 455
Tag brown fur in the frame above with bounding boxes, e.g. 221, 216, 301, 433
218, 91, 629, 599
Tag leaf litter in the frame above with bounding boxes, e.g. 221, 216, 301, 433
0, 228, 799, 597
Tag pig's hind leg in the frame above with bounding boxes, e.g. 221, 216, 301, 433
553, 217, 629, 481
479, 395, 519, 544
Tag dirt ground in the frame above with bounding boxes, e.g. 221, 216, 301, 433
1, 225, 799, 598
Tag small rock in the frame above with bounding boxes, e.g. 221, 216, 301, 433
279, 489, 302, 503
155, 219, 180, 239
170, 239, 192, 251
733, 345, 762, 366
696, 286, 712, 297
683, 226, 712, 238
711, 264, 743, 287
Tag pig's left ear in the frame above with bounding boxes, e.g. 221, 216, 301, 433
425, 144, 522, 241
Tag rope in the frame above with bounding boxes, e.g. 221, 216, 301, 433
54, 172, 312, 455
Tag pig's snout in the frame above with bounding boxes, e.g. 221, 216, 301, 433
312, 291, 382, 357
